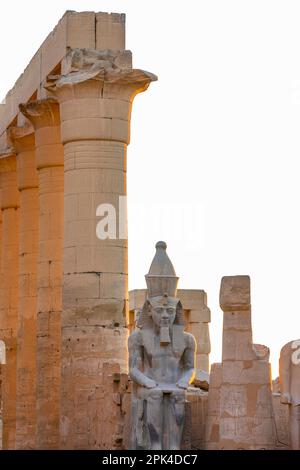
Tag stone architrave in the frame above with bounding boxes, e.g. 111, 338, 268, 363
217, 275, 276, 449
20, 98, 64, 449
7, 124, 39, 450
279, 339, 300, 449
0, 152, 20, 449
45, 48, 157, 449
128, 241, 196, 450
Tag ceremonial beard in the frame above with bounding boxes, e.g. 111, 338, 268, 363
160, 325, 171, 345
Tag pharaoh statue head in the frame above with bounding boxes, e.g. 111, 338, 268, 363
138, 241, 184, 344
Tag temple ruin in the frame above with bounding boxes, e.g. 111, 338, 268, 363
0, 11, 298, 450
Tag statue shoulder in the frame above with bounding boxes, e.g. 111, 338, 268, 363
128, 330, 143, 348
183, 331, 196, 350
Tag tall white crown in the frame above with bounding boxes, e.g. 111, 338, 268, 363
145, 241, 179, 298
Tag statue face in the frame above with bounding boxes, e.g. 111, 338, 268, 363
150, 302, 176, 328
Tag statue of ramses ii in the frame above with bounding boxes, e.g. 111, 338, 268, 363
128, 241, 196, 450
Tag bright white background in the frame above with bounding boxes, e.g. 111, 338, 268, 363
1, 0, 300, 377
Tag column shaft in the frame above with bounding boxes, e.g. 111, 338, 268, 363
0, 155, 20, 449
20, 99, 64, 449
9, 128, 39, 449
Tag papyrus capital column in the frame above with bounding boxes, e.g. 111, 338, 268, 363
7, 125, 39, 449
0, 152, 20, 449
45, 48, 156, 449
20, 98, 64, 449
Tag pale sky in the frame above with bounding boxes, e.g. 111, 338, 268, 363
1, 0, 300, 377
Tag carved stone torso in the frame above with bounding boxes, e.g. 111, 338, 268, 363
139, 328, 189, 386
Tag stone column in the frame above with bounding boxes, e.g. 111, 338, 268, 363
0, 153, 20, 449
20, 99, 64, 449
8, 125, 39, 449
218, 275, 276, 449
46, 48, 156, 449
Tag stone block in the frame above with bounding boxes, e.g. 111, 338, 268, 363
99, 273, 128, 300
223, 310, 252, 331
96, 13, 126, 50
222, 330, 256, 361
220, 275, 250, 311
76, 245, 127, 274
189, 307, 211, 323
61, 298, 126, 328
63, 273, 100, 304
64, 168, 126, 196
190, 323, 210, 354
67, 12, 96, 49
197, 354, 209, 373
129, 289, 147, 311
222, 360, 271, 386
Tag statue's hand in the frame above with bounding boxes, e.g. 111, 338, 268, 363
280, 392, 292, 404
176, 379, 189, 390
144, 378, 157, 389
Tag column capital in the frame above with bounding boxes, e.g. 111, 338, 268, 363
19, 98, 60, 130
19, 99, 63, 170
45, 48, 157, 101
44, 49, 157, 145
7, 125, 38, 191
0, 149, 17, 173
7, 123, 35, 154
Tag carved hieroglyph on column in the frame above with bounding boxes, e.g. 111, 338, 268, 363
20, 99, 64, 449
7, 124, 39, 450
45, 49, 157, 449
216, 276, 276, 449
0, 152, 20, 449
279, 339, 300, 449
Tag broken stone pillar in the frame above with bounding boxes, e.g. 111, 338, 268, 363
218, 275, 276, 449
0, 153, 20, 449
8, 125, 39, 449
20, 99, 64, 449
183, 291, 211, 373
45, 44, 157, 448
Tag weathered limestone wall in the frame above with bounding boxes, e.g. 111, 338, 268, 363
186, 388, 208, 449
0, 154, 20, 449
215, 276, 276, 449
129, 289, 211, 373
